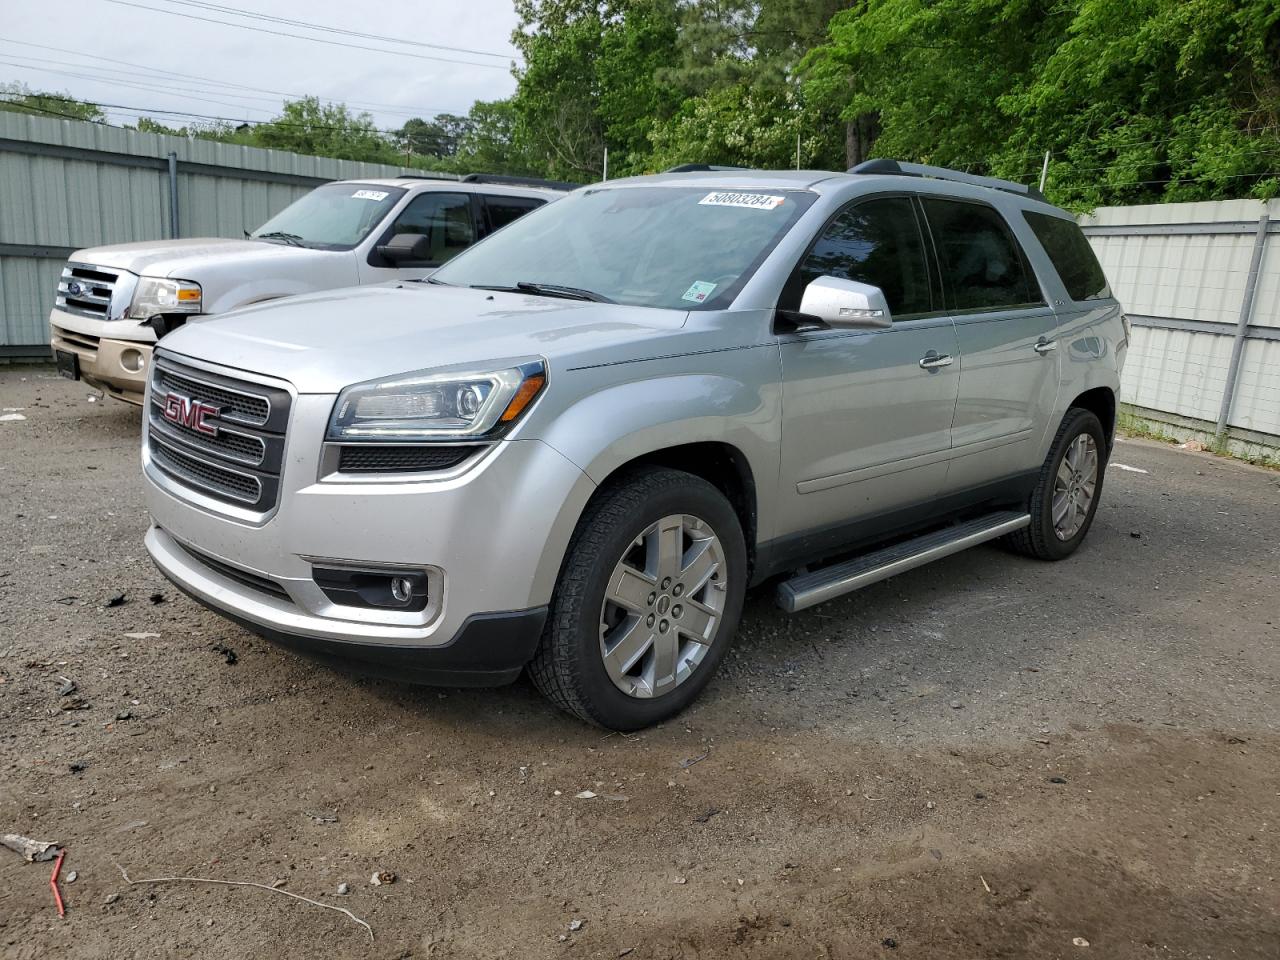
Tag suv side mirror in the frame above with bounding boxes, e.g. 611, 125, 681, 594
799, 276, 892, 329
377, 232, 433, 265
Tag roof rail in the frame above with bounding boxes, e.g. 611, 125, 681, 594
460, 173, 581, 191
663, 163, 750, 173
850, 159, 1046, 202
390, 173, 462, 181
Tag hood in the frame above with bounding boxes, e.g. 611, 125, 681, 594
74, 238, 327, 278
159, 283, 690, 393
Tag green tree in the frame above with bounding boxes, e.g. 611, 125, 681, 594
0, 82, 106, 122
249, 97, 399, 164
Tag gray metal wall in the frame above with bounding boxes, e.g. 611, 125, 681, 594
0, 112, 447, 355
1080, 199, 1280, 458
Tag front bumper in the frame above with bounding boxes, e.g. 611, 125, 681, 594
49, 307, 156, 405
142, 380, 596, 679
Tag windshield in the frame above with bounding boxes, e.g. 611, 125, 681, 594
431, 186, 815, 309
251, 183, 407, 250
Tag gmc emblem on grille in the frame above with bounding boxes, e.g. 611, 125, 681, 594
162, 392, 220, 436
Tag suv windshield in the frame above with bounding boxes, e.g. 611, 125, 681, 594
251, 183, 408, 251
432, 186, 815, 310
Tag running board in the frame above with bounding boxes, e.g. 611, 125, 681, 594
776, 510, 1031, 613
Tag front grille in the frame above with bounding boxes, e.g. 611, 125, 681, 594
174, 538, 290, 599
147, 356, 291, 513
56, 263, 122, 320
337, 444, 481, 473
153, 363, 270, 426
151, 441, 261, 503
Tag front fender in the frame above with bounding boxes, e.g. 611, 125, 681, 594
534, 346, 782, 546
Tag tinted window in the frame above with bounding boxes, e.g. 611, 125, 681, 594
484, 195, 544, 231
922, 198, 1043, 311
1023, 211, 1110, 301
796, 196, 933, 317
390, 192, 475, 263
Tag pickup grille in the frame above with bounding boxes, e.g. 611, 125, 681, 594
147, 356, 291, 513
56, 263, 123, 320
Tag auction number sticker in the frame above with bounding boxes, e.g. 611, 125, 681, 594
698, 192, 785, 210
682, 280, 717, 303
352, 189, 390, 201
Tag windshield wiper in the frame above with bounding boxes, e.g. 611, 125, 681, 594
515, 281, 614, 303
468, 281, 613, 303
254, 231, 306, 247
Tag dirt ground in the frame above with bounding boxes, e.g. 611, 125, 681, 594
1, 364, 1277, 960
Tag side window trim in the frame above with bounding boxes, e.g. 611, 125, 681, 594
779, 190, 947, 324
920, 195, 1048, 316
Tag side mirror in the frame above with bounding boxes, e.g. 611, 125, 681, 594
377, 232, 433, 264
798, 276, 892, 329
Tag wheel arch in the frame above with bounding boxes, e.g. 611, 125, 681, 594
1069, 386, 1117, 452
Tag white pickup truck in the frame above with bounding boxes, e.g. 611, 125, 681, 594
48, 174, 570, 404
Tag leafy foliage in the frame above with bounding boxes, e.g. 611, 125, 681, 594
0, 82, 106, 122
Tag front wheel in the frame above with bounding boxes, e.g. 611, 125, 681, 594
1006, 407, 1108, 560
528, 467, 747, 730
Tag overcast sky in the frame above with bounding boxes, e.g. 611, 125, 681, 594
1, 0, 523, 132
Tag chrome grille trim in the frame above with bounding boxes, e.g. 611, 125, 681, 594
145, 355, 292, 514
147, 396, 267, 467
149, 435, 263, 505
54, 263, 136, 321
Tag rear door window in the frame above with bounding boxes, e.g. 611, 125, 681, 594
1023, 211, 1110, 301
921, 198, 1044, 312
388, 192, 476, 264
793, 196, 934, 318
482, 195, 545, 232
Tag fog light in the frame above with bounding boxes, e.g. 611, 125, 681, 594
120, 348, 145, 373
311, 564, 430, 612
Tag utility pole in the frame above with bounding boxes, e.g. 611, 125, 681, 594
602, 146, 608, 182
1039, 150, 1050, 192
796, 132, 801, 170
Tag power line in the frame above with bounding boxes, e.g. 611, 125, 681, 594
0, 93, 462, 141
0, 38, 464, 118
101, 0, 514, 70
152, 0, 518, 60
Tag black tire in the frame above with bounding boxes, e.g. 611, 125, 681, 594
528, 466, 747, 730
1006, 407, 1108, 560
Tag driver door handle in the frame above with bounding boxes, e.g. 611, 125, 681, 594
918, 353, 954, 369
1034, 339, 1058, 355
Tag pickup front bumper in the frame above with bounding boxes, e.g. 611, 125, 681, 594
49, 307, 155, 405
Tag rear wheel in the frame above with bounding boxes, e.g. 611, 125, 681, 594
1006, 407, 1108, 560
528, 467, 746, 730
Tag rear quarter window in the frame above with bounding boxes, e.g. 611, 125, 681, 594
1023, 211, 1110, 302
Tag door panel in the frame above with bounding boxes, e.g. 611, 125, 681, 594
919, 196, 1058, 488
946, 308, 1059, 486
778, 318, 961, 537
776, 194, 960, 543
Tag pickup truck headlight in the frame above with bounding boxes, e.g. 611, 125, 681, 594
126, 277, 202, 319
327, 361, 547, 441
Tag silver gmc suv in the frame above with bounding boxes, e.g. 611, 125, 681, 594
142, 162, 1126, 730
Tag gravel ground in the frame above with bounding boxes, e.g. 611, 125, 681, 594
1, 365, 1277, 959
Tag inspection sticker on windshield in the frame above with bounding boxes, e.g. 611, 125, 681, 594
698, 191, 785, 210
351, 189, 389, 201
682, 281, 717, 303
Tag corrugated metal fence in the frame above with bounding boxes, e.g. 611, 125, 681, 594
1081, 199, 1280, 458
0, 112, 444, 354
2, 113, 1277, 457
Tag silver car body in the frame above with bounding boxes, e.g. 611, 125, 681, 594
142, 169, 1125, 681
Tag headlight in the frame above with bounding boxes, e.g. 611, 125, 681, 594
126, 277, 202, 319
327, 360, 547, 442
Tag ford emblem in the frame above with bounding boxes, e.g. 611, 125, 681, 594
66, 281, 84, 296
